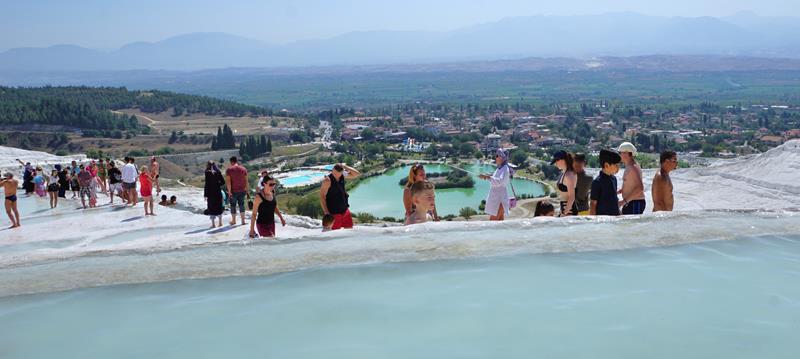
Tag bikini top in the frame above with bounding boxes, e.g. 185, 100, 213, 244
557, 173, 569, 193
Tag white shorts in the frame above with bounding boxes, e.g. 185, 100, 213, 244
109, 183, 123, 193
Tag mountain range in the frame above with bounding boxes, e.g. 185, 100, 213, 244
2, 11, 800, 72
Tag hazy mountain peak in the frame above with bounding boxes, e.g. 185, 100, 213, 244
1, 13, 799, 72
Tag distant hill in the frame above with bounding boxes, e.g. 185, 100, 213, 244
0, 86, 272, 132
2, 12, 800, 72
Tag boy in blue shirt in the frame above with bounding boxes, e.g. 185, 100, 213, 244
590, 149, 622, 216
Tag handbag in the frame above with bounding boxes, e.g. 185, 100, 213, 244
508, 176, 518, 209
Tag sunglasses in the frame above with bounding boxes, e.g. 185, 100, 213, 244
268, 183, 277, 187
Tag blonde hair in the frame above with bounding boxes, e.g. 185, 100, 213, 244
140, 165, 148, 173
406, 164, 424, 189
410, 181, 435, 197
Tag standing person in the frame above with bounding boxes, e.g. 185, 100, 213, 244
319, 163, 361, 230
225, 156, 250, 226
76, 165, 93, 209
150, 156, 161, 194
70, 162, 80, 198
97, 158, 108, 195
57, 165, 69, 198
33, 167, 47, 197
551, 150, 577, 217
204, 161, 226, 228
88, 162, 99, 207
652, 151, 678, 212
1, 173, 21, 228
617, 142, 646, 215
403, 164, 439, 224
590, 149, 622, 216
249, 176, 286, 238
573, 153, 593, 215
15, 160, 34, 195
47, 169, 60, 208
107, 161, 123, 204
121, 157, 138, 207
139, 166, 155, 216
479, 149, 512, 221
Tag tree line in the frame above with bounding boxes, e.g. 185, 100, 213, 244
239, 135, 272, 160
0, 86, 274, 131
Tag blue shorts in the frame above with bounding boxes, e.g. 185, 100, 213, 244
622, 199, 646, 215
229, 192, 246, 214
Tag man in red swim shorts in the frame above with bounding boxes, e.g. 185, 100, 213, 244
319, 163, 361, 230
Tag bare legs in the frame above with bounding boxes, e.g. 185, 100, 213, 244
210, 216, 223, 228
143, 196, 155, 216
49, 191, 58, 208
489, 204, 505, 221
5, 199, 20, 228
127, 188, 138, 207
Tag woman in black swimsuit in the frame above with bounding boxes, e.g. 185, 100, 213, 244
551, 150, 578, 217
249, 176, 286, 238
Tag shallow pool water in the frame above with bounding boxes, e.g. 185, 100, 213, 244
348, 163, 546, 218
1, 234, 799, 358
277, 170, 328, 187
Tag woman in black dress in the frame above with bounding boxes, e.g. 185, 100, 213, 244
204, 161, 226, 228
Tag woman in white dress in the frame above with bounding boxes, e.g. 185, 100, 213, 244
479, 149, 512, 221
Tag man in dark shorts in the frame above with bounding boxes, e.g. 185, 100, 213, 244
225, 156, 250, 225
573, 153, 593, 215
590, 149, 622, 216
618, 142, 646, 215
1, 172, 21, 228
319, 163, 361, 230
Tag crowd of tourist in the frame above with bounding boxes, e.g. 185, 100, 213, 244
2, 156, 178, 229
403, 142, 677, 223
3, 144, 678, 237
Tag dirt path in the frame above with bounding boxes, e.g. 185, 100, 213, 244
110, 110, 158, 127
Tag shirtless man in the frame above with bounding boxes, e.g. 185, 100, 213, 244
150, 156, 161, 194
0, 173, 21, 228
617, 142, 646, 215
652, 151, 678, 212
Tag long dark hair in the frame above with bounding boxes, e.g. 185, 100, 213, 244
562, 153, 575, 172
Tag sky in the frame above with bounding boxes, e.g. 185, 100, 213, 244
1, 0, 797, 51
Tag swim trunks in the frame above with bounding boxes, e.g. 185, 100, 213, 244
331, 209, 354, 230
622, 199, 646, 215
5, 195, 17, 202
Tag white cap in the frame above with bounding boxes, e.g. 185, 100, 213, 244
617, 142, 637, 154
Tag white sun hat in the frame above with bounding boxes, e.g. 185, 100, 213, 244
617, 142, 637, 154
